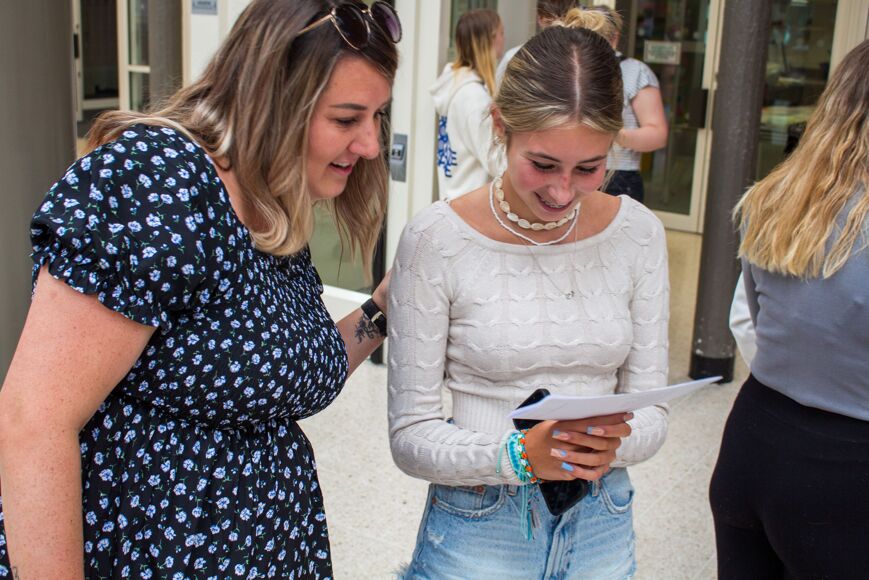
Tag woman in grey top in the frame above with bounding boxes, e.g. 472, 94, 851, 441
709, 40, 869, 579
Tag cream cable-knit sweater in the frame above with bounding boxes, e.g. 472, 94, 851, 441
388, 198, 670, 486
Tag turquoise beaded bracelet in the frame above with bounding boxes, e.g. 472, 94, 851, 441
506, 429, 541, 484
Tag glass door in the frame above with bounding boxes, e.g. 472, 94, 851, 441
613, 0, 723, 232
757, 0, 839, 179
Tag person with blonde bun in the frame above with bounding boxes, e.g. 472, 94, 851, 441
390, 13, 669, 578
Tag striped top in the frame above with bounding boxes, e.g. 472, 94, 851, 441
608, 57, 660, 171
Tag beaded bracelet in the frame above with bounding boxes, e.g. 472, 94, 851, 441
506, 429, 541, 484
495, 430, 541, 540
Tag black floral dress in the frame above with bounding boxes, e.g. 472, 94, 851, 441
0, 125, 348, 579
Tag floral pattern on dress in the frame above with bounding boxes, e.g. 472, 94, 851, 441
0, 124, 348, 579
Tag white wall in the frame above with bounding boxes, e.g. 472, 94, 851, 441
497, 0, 536, 54
182, 0, 251, 85
830, 0, 869, 72
384, 0, 452, 269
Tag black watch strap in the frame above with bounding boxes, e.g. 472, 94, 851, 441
361, 298, 387, 337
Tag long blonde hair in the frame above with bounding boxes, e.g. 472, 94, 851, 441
87, 0, 398, 268
453, 9, 501, 96
735, 39, 869, 278
496, 17, 623, 137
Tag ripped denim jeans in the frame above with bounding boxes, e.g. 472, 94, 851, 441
399, 467, 636, 580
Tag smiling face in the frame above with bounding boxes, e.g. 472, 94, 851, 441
306, 56, 392, 202
499, 122, 614, 223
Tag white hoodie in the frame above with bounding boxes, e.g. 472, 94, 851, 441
430, 64, 504, 201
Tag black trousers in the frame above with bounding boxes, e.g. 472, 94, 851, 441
709, 375, 869, 579
602, 170, 645, 204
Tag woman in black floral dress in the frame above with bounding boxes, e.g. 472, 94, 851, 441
0, 1, 400, 578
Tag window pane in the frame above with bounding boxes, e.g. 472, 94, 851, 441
309, 206, 372, 293
128, 0, 149, 66
129, 71, 150, 112
629, 0, 711, 216
757, 0, 837, 179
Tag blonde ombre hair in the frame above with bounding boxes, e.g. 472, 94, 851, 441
453, 9, 502, 96
87, 0, 398, 269
735, 39, 869, 279
495, 19, 623, 137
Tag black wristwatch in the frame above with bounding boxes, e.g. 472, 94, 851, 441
361, 298, 387, 337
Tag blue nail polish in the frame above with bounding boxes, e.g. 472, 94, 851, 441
558, 449, 567, 457
561, 462, 573, 472
552, 429, 562, 437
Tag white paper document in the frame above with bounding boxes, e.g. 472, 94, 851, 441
508, 376, 723, 421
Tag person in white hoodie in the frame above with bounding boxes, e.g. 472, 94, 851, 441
431, 9, 504, 201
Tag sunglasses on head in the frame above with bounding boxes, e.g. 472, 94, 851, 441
299, 1, 402, 50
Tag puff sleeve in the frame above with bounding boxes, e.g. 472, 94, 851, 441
30, 126, 218, 331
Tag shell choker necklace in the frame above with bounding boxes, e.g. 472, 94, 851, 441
489, 174, 580, 246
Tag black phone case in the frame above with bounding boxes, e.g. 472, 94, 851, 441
513, 388, 589, 516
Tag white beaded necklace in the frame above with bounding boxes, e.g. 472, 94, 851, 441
488, 177, 580, 247
493, 175, 578, 230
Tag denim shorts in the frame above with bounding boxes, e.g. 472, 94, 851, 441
399, 468, 636, 580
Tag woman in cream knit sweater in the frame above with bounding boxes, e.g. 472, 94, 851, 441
389, 17, 669, 580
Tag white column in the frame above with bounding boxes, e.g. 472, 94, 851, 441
830, 0, 869, 72
385, 0, 452, 269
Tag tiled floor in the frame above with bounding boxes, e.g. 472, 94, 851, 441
301, 230, 748, 579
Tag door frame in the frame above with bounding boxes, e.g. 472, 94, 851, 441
74, 0, 84, 122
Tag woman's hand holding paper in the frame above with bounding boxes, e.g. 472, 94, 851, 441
524, 413, 633, 481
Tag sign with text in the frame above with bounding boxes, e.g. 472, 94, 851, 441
644, 41, 681, 66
